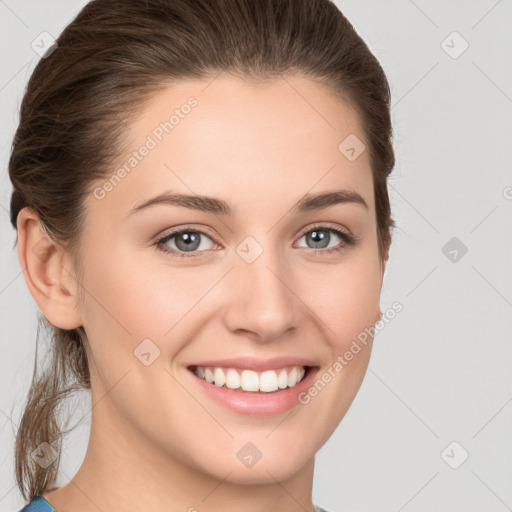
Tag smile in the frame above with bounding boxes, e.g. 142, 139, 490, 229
186, 364, 319, 416
189, 365, 309, 393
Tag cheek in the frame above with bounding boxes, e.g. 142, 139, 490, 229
295, 252, 382, 344
291, 258, 381, 447
81, 244, 188, 334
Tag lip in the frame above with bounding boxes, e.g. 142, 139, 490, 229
186, 364, 320, 416
187, 356, 318, 372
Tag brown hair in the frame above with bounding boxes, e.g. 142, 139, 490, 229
9, 0, 395, 502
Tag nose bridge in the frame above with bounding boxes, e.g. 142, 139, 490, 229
225, 234, 297, 340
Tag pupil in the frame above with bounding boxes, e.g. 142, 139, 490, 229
308, 230, 329, 249
177, 232, 200, 251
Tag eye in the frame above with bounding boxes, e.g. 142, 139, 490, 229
294, 223, 358, 255
155, 227, 218, 258
154, 223, 359, 260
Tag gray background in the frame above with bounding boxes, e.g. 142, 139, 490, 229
1, 1, 511, 511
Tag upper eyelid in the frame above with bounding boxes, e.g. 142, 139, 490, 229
156, 224, 218, 244
158, 222, 349, 242
300, 222, 348, 235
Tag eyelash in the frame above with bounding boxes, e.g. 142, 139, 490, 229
154, 223, 359, 259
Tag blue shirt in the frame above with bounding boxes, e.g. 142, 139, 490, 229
19, 495, 332, 512
18, 496, 56, 511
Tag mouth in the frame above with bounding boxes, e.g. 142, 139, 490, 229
187, 364, 314, 394
185, 362, 320, 415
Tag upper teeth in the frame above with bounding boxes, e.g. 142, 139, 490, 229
193, 365, 307, 392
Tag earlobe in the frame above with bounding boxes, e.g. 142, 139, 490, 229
16, 207, 83, 330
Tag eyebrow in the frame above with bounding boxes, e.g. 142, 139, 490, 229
127, 188, 368, 217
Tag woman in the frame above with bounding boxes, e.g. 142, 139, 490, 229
11, 0, 395, 510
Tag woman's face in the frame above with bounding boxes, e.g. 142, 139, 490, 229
75, 74, 386, 483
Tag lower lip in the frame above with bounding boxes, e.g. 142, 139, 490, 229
186, 366, 320, 416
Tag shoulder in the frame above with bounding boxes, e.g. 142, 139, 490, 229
18, 496, 57, 512
20, 496, 331, 512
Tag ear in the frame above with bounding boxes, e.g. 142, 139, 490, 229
375, 241, 391, 319
16, 207, 83, 330
380, 240, 391, 276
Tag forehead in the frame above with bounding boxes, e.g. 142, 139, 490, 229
86, 74, 374, 221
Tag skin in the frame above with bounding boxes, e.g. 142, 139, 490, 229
17, 73, 389, 512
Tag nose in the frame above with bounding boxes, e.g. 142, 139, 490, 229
222, 246, 299, 342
